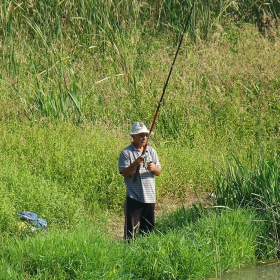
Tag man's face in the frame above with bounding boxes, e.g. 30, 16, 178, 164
132, 133, 149, 147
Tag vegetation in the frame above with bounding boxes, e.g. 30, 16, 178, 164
0, 208, 259, 279
0, 0, 279, 279
214, 152, 280, 259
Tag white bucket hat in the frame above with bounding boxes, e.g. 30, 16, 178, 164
130, 122, 149, 135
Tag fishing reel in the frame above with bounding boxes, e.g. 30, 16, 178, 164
143, 155, 152, 168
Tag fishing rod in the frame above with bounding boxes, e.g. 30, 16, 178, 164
133, 2, 196, 181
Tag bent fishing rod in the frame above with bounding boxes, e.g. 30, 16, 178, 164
133, 2, 196, 181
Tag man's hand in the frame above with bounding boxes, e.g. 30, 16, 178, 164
121, 156, 144, 178
147, 162, 161, 176
135, 156, 144, 166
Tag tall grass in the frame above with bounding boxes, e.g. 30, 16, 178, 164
2, 1, 278, 44
0, 207, 258, 279
1, 1, 279, 126
0, 17, 279, 233
0, 120, 217, 230
213, 152, 280, 258
0, 2, 279, 277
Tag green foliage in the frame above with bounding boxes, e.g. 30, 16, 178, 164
228, 0, 280, 32
0, 226, 124, 279
213, 152, 280, 258
0, 1, 280, 277
0, 164, 86, 231
0, 208, 258, 279
2, 1, 278, 45
117, 208, 257, 279
0, 122, 126, 217
0, 193, 17, 233
214, 152, 280, 209
1, 2, 280, 140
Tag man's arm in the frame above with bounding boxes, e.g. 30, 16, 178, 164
120, 156, 144, 178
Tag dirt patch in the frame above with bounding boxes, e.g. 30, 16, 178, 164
156, 191, 206, 214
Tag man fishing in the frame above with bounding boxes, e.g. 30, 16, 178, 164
118, 2, 195, 241
118, 122, 162, 240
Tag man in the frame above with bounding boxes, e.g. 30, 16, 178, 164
118, 122, 162, 240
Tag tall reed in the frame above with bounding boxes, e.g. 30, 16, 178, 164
213, 152, 280, 258
2, 1, 278, 48
1, 1, 279, 123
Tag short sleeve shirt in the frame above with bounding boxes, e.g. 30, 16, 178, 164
118, 144, 161, 203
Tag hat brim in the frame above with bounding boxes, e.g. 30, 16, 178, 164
130, 130, 149, 135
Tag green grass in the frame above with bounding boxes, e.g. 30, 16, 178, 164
213, 152, 280, 259
0, 208, 259, 280
0, 1, 280, 279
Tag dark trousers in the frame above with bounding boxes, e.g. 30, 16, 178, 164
124, 196, 155, 240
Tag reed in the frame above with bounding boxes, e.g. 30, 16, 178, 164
213, 152, 280, 258
2, 1, 278, 48
1, 1, 279, 124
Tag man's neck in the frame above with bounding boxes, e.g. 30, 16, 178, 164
132, 143, 145, 152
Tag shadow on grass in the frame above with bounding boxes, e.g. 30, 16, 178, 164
155, 202, 206, 234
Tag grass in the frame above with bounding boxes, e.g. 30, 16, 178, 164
0, 1, 280, 279
213, 151, 280, 259
0, 208, 259, 279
